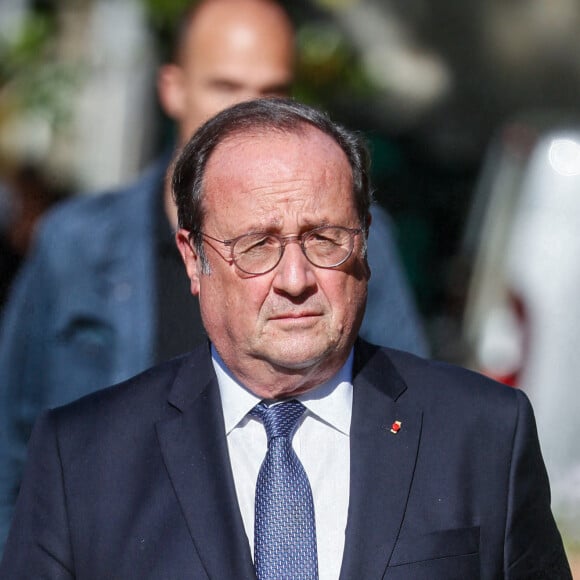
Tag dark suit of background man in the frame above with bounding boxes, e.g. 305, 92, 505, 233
1, 98, 571, 579
0, 0, 428, 554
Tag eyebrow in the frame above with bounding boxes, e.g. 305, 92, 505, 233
235, 220, 336, 237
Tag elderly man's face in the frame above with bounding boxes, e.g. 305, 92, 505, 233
178, 127, 369, 398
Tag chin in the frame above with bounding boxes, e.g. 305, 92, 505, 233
264, 340, 342, 372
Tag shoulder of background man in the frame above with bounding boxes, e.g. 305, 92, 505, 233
35, 158, 168, 257
368, 203, 399, 247
368, 202, 394, 228
362, 204, 429, 356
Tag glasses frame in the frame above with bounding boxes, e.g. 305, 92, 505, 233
197, 225, 363, 275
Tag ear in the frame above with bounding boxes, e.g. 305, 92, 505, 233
175, 229, 202, 295
157, 63, 186, 121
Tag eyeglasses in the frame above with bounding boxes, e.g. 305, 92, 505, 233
199, 225, 363, 275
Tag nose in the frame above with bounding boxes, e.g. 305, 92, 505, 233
271, 239, 317, 297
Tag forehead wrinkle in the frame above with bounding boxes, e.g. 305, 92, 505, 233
239, 189, 311, 231
203, 127, 356, 233
247, 176, 312, 198
247, 177, 332, 217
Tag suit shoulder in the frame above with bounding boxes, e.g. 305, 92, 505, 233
35, 157, 167, 249
368, 347, 538, 447
28, 163, 164, 273
383, 346, 523, 409
41, 359, 182, 450
52, 355, 183, 421
48, 345, 210, 431
38, 183, 137, 246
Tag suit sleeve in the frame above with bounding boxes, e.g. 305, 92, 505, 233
0, 227, 55, 556
0, 411, 74, 578
362, 204, 429, 356
504, 389, 572, 579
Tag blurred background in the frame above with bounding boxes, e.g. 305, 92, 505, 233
1, 0, 580, 565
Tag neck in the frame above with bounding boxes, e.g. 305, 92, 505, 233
211, 343, 354, 401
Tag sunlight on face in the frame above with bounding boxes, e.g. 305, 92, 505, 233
193, 127, 369, 397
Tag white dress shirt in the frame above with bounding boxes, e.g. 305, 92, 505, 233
212, 345, 353, 580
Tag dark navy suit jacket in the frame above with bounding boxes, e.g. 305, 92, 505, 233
0, 159, 427, 551
0, 342, 571, 579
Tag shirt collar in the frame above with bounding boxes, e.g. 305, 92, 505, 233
212, 345, 353, 437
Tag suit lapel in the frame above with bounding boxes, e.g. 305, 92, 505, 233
156, 349, 256, 579
339, 343, 423, 579
156, 342, 421, 579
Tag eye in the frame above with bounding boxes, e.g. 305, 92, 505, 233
209, 80, 243, 94
236, 234, 277, 254
314, 233, 335, 243
307, 228, 342, 245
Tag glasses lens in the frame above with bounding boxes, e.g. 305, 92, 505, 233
303, 227, 354, 267
233, 233, 281, 274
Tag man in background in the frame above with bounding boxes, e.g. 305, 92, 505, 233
0, 0, 426, 554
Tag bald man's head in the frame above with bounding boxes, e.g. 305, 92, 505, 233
158, 0, 295, 145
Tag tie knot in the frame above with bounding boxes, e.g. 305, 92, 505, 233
250, 400, 306, 441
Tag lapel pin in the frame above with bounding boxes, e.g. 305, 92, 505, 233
390, 420, 402, 434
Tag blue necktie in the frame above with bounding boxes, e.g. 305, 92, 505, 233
250, 400, 319, 580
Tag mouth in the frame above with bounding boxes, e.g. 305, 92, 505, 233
269, 311, 321, 320
268, 312, 323, 328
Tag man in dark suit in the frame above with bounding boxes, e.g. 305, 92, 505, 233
1, 98, 571, 579
0, 0, 427, 553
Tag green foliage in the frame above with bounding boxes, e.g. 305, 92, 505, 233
140, 0, 198, 57
0, 10, 79, 128
292, 21, 376, 109
0, 13, 55, 86
142, 0, 196, 28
